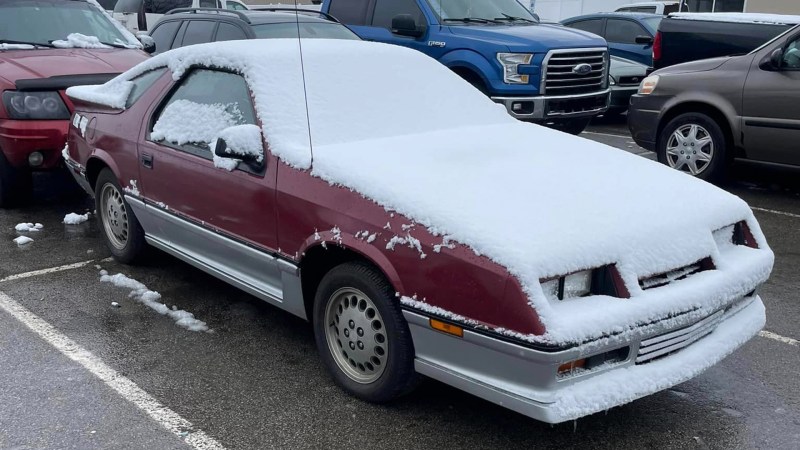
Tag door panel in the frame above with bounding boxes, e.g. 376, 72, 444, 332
742, 36, 800, 166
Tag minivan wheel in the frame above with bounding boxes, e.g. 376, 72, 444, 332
658, 112, 727, 181
95, 168, 146, 263
0, 152, 32, 208
313, 262, 418, 403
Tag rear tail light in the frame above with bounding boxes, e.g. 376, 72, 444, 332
733, 221, 759, 248
653, 31, 662, 63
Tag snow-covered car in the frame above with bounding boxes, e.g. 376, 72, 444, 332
63, 39, 773, 423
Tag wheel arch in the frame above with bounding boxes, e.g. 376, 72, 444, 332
657, 101, 739, 158
85, 151, 121, 191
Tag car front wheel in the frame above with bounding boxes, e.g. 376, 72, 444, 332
658, 112, 727, 181
95, 168, 146, 263
313, 261, 418, 403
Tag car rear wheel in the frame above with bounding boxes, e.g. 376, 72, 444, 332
95, 168, 146, 263
313, 261, 418, 403
0, 152, 33, 208
658, 113, 727, 182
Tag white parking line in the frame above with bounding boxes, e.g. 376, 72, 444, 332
759, 330, 799, 347
751, 207, 800, 220
0, 260, 96, 283
0, 292, 227, 450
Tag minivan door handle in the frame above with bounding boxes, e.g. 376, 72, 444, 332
141, 153, 153, 169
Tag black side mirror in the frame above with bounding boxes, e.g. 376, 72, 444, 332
214, 137, 263, 170
760, 48, 783, 71
391, 14, 425, 38
137, 33, 155, 54
635, 35, 654, 45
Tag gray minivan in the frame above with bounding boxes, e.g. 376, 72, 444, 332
628, 24, 800, 181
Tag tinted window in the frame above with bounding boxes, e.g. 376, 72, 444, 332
180, 20, 216, 47
372, 0, 424, 29
199, 0, 220, 7
606, 19, 648, 44
641, 17, 662, 33
783, 37, 800, 69
150, 20, 181, 53
329, 0, 370, 26
152, 70, 256, 152
226, 1, 248, 10
252, 22, 360, 39
144, 0, 192, 15
126, 69, 167, 108
215, 22, 247, 41
566, 19, 603, 36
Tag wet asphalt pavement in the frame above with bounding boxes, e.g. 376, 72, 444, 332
1, 116, 799, 449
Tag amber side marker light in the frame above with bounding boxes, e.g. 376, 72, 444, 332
558, 359, 586, 375
430, 319, 464, 337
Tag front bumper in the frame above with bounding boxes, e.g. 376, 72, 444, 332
0, 119, 69, 170
627, 94, 669, 151
492, 90, 610, 121
404, 294, 764, 424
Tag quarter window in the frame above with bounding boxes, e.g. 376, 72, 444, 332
372, 0, 424, 29
328, 0, 370, 26
215, 22, 248, 41
126, 68, 167, 108
606, 19, 649, 44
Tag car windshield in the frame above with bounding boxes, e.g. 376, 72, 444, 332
252, 22, 361, 40
426, 0, 538, 23
642, 17, 662, 33
0, 0, 129, 48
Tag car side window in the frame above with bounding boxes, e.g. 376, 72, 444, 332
329, 0, 370, 26
150, 69, 257, 159
566, 19, 603, 36
199, 0, 220, 7
126, 68, 168, 108
371, 0, 424, 29
150, 20, 181, 53
215, 22, 248, 41
783, 38, 800, 69
180, 20, 217, 47
606, 19, 648, 44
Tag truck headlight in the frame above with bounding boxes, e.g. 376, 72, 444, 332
497, 53, 533, 84
2, 91, 70, 120
638, 75, 659, 95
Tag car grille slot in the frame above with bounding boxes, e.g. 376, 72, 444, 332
636, 310, 724, 364
544, 50, 608, 95
639, 257, 714, 290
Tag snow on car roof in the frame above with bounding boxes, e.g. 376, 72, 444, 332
67, 39, 773, 344
669, 12, 800, 25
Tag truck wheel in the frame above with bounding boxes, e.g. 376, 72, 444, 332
0, 152, 32, 208
550, 118, 591, 135
95, 168, 146, 263
313, 261, 418, 403
658, 112, 727, 182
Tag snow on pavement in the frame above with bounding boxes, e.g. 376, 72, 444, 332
99, 270, 209, 332
15, 223, 43, 232
64, 213, 90, 225
13, 236, 34, 246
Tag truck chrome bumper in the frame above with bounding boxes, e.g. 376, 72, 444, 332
403, 294, 764, 424
491, 90, 610, 120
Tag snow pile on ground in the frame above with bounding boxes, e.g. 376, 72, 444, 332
99, 270, 209, 332
15, 223, 43, 232
13, 236, 33, 246
670, 12, 800, 25
52, 33, 112, 49
63, 213, 90, 225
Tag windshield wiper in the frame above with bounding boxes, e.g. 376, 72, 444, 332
443, 17, 502, 24
495, 13, 535, 23
0, 39, 55, 48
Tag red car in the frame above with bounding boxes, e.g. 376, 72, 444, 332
64, 39, 773, 423
0, 0, 150, 206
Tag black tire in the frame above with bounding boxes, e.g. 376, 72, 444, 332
0, 152, 32, 208
313, 261, 418, 403
94, 168, 146, 264
549, 117, 591, 135
657, 112, 728, 182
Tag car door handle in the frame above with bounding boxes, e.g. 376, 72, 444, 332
141, 153, 153, 169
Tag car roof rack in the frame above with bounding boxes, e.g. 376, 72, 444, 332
165, 7, 251, 24
249, 7, 340, 23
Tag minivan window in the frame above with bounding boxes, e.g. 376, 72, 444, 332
372, 0, 425, 29
180, 20, 216, 47
150, 20, 181, 53
328, 0, 370, 25
606, 19, 648, 44
567, 19, 604, 36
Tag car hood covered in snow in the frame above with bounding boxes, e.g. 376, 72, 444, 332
68, 40, 773, 344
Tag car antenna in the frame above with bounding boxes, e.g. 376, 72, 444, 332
293, 0, 315, 167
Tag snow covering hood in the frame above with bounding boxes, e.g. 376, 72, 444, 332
447, 23, 607, 51
68, 40, 773, 343
0, 48, 148, 87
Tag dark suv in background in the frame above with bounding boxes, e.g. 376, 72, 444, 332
149, 8, 358, 54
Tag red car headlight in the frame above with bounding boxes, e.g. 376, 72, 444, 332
2, 90, 70, 120
541, 265, 629, 301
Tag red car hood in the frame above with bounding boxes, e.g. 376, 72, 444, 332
0, 48, 148, 87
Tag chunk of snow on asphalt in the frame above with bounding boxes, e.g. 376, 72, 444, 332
151, 99, 243, 146
52, 33, 111, 49
100, 272, 209, 332
63, 213, 89, 225
13, 236, 33, 246
15, 223, 43, 232
670, 12, 800, 25
111, 302, 120, 308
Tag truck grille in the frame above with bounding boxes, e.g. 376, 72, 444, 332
636, 310, 724, 364
543, 49, 608, 96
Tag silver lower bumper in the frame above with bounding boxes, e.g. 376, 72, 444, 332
491, 90, 610, 120
403, 295, 764, 424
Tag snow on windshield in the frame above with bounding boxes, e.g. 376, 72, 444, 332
52, 33, 112, 49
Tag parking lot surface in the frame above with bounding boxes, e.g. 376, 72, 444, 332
1, 116, 798, 450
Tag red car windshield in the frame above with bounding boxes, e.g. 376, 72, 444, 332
0, 0, 129, 48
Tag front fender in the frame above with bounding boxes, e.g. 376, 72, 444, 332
660, 92, 741, 146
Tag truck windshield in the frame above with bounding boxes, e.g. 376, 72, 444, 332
427, 0, 538, 24
0, 0, 129, 49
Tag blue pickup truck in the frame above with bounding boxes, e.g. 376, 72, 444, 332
321, 0, 610, 134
